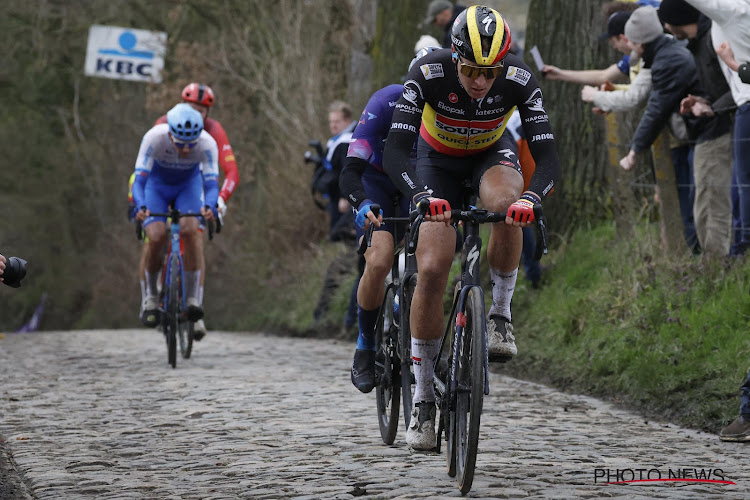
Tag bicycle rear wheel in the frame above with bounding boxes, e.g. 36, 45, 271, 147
178, 317, 193, 359
451, 286, 485, 494
399, 273, 417, 430
375, 285, 400, 445
166, 258, 180, 369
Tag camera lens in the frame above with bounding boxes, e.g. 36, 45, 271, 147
3, 257, 27, 288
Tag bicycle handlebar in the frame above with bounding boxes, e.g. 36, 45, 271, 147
135, 206, 217, 241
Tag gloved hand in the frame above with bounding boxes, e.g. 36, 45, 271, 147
413, 192, 451, 222
355, 200, 382, 228
506, 191, 539, 226
217, 196, 227, 217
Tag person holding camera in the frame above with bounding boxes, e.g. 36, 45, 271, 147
0, 253, 28, 288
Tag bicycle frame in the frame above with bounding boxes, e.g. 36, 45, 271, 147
161, 217, 186, 320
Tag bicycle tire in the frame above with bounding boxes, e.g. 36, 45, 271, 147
399, 273, 417, 430
166, 258, 180, 369
178, 318, 193, 359
453, 286, 485, 494
375, 285, 400, 445
444, 282, 461, 477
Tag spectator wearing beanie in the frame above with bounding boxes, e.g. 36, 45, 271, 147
659, 0, 734, 257
620, 5, 696, 165
620, 6, 702, 252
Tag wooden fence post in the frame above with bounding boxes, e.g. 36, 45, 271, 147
651, 132, 688, 255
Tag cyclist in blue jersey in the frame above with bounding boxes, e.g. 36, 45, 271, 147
132, 103, 220, 327
341, 47, 439, 393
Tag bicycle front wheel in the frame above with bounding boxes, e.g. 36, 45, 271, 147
452, 286, 485, 494
166, 258, 180, 369
375, 285, 400, 445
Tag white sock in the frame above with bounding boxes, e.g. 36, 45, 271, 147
198, 285, 204, 305
490, 267, 517, 322
145, 271, 159, 298
412, 338, 440, 404
139, 279, 146, 305
185, 271, 201, 301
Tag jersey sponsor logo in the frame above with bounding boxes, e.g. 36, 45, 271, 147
401, 172, 416, 189
368, 112, 377, 120
498, 148, 516, 160
524, 88, 546, 113
449, 92, 458, 103
434, 114, 505, 136
396, 103, 421, 114
475, 107, 503, 116
486, 95, 502, 104
531, 132, 554, 142
402, 80, 424, 107
506, 66, 531, 86
420, 63, 444, 80
438, 101, 464, 115
388, 100, 398, 107
498, 160, 516, 168
524, 114, 549, 124
391, 122, 418, 133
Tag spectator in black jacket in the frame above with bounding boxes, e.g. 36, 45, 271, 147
619, 6, 700, 172
659, 0, 735, 257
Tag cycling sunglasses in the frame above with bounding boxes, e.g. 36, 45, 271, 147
172, 138, 199, 149
458, 60, 504, 80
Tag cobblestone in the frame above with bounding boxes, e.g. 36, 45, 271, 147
0, 330, 746, 498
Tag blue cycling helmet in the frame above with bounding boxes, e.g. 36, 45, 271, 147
167, 102, 203, 142
409, 46, 442, 72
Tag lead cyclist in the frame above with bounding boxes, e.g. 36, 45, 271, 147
382, 5, 561, 450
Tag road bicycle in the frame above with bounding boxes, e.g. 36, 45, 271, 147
136, 207, 218, 368
357, 201, 422, 444
428, 189, 548, 495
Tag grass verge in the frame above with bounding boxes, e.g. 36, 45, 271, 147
501, 221, 750, 433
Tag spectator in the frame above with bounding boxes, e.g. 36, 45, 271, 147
617, 8, 699, 184
659, 0, 734, 257
420, 0, 465, 48
324, 100, 357, 239
579, 8, 698, 252
683, 0, 750, 256
542, 4, 643, 86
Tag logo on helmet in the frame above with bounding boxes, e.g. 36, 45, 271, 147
481, 15, 494, 34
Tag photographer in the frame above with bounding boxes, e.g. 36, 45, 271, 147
0, 253, 27, 288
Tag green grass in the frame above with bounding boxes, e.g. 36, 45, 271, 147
502, 221, 750, 433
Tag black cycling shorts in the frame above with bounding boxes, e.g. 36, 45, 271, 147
416, 130, 522, 210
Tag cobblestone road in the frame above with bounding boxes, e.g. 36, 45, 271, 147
0, 330, 746, 499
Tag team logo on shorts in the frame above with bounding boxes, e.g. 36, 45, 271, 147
449, 92, 458, 103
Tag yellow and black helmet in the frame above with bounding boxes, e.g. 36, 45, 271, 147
451, 5, 512, 65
